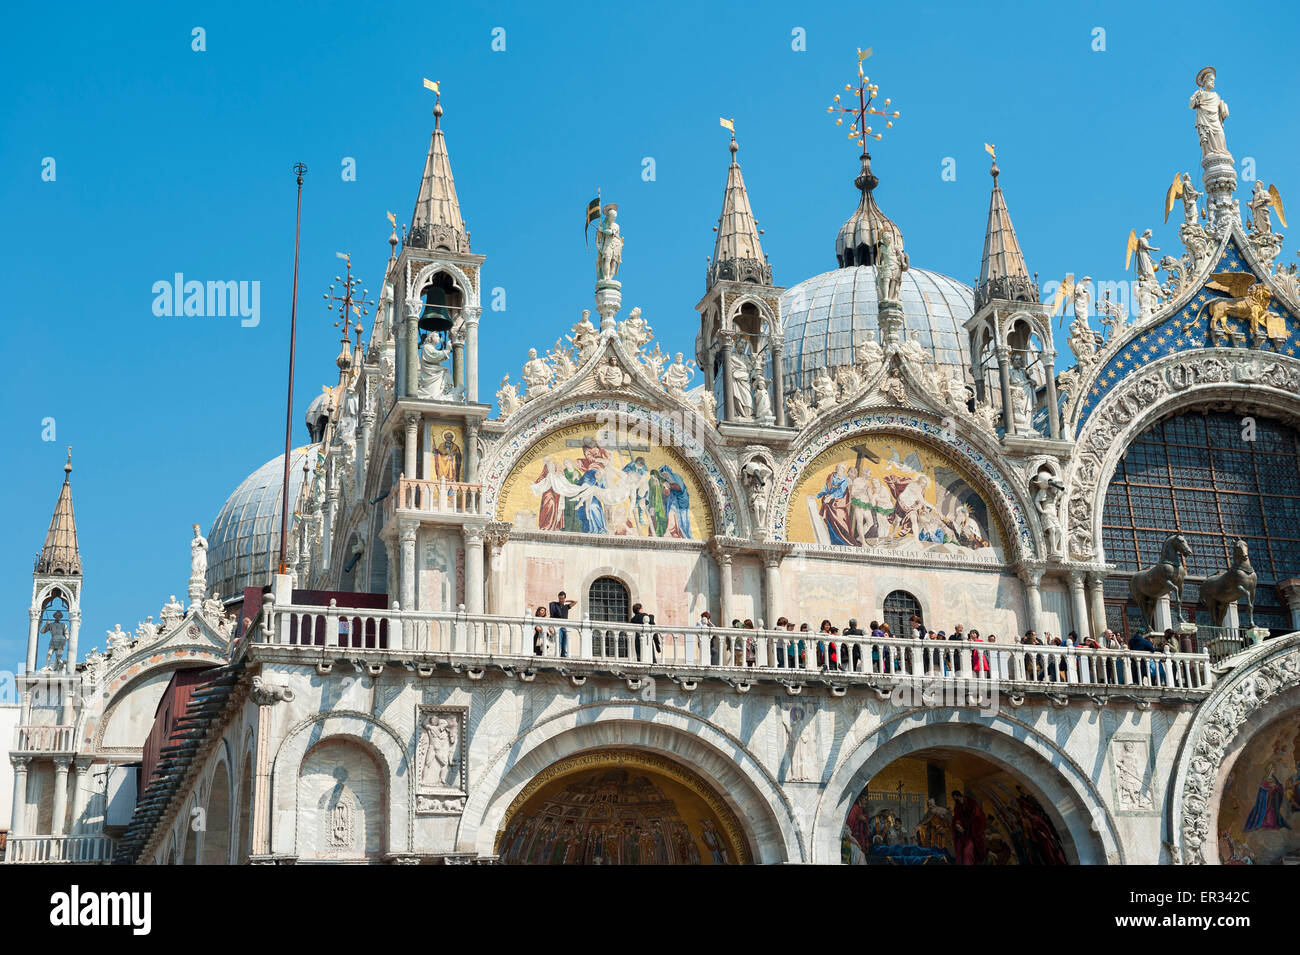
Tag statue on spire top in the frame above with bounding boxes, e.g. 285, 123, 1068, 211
1190, 67, 1230, 163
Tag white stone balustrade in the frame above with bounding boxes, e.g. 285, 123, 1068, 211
13, 724, 74, 753
384, 477, 482, 525
5, 835, 115, 863
257, 604, 1214, 695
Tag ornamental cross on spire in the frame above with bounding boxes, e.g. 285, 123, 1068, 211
826, 47, 900, 149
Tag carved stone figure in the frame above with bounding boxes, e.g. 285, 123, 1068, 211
595, 357, 627, 389
619, 306, 653, 352
1199, 539, 1258, 629
1067, 307, 1103, 366
1177, 173, 1202, 226
741, 458, 773, 528
190, 524, 208, 580
661, 352, 694, 398
786, 391, 815, 428
160, 595, 185, 631
595, 205, 624, 282
1132, 229, 1160, 285
1128, 533, 1192, 631
1189, 66, 1230, 162
569, 309, 599, 363
1248, 180, 1273, 234
41, 610, 68, 671
417, 333, 453, 399
420, 713, 461, 791
854, 330, 884, 376
106, 624, 131, 655
496, 376, 522, 418
250, 674, 296, 705
874, 230, 907, 304
811, 368, 838, 408
1097, 294, 1128, 339
728, 346, 754, 419
1135, 279, 1161, 321
971, 400, 1000, 434
897, 330, 930, 376
521, 348, 554, 398
834, 365, 862, 400
1007, 352, 1037, 434
1032, 468, 1065, 558
751, 368, 774, 423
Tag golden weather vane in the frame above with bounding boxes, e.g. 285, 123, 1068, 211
323, 252, 375, 345
826, 47, 900, 148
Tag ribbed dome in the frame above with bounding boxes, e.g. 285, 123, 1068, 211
206, 445, 316, 601
780, 266, 974, 397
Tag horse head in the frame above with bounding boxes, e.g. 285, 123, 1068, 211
1166, 533, 1192, 563
1232, 539, 1249, 565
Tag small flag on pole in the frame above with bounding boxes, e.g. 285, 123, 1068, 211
858, 46, 873, 61
585, 190, 602, 248
719, 117, 734, 133
386, 211, 397, 227
423, 78, 440, 94
984, 143, 996, 158
335, 251, 349, 262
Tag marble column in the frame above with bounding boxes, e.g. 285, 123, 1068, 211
996, 347, 1016, 436
403, 413, 421, 480
465, 423, 480, 484
72, 758, 93, 834
719, 336, 736, 422
67, 609, 81, 679
9, 757, 30, 837
26, 609, 39, 675
763, 555, 782, 633
399, 520, 418, 612
485, 527, 509, 615
716, 550, 734, 627
1086, 572, 1108, 638
770, 343, 786, 427
1020, 568, 1043, 635
1067, 571, 1090, 640
463, 525, 485, 615
1278, 578, 1300, 631
1042, 348, 1061, 440
404, 300, 421, 399
52, 756, 71, 836
466, 308, 481, 403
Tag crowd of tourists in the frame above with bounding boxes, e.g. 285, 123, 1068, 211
527, 591, 1200, 687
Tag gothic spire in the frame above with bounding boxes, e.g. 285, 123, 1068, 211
974, 154, 1038, 310
408, 91, 470, 254
36, 448, 81, 576
706, 132, 771, 289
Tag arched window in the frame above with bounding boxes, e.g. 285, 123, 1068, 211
882, 590, 923, 638
588, 576, 630, 658
1102, 410, 1300, 636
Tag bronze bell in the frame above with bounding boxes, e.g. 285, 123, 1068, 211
418, 301, 454, 333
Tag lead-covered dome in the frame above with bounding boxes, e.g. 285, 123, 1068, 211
780, 265, 974, 397
206, 445, 317, 601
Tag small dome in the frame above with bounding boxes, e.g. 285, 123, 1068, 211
780, 266, 974, 397
206, 445, 317, 601
305, 391, 332, 443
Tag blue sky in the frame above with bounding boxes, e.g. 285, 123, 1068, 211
2, 0, 1298, 668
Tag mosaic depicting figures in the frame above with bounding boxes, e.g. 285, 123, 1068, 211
841, 756, 1067, 865
1218, 715, 1300, 864
497, 423, 713, 539
425, 422, 464, 483
497, 767, 738, 865
788, 435, 1003, 558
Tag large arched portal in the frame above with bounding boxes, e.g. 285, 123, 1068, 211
494, 749, 750, 865
1215, 705, 1300, 865
841, 748, 1070, 865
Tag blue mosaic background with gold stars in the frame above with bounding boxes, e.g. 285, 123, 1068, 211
1074, 239, 1299, 434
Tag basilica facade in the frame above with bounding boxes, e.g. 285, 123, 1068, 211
7, 66, 1300, 866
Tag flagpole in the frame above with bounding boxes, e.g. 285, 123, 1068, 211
278, 162, 308, 576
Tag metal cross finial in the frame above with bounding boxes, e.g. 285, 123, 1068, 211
323, 252, 376, 346
827, 46, 900, 149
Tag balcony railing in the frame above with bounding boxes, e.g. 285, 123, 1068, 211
4, 835, 115, 864
258, 604, 1214, 696
384, 477, 482, 526
12, 724, 74, 753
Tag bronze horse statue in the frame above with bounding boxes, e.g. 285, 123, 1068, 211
1199, 539, 1258, 628
1128, 533, 1192, 631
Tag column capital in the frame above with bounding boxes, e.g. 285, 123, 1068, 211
1066, 569, 1086, 591
10, 755, 32, 769
398, 519, 420, 544
462, 523, 487, 545
73, 756, 95, 772
403, 412, 422, 431
1086, 570, 1108, 587
484, 521, 512, 548
53, 756, 73, 772
1018, 566, 1043, 589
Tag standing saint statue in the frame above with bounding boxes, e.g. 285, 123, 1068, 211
728, 344, 754, 419
190, 524, 208, 580
417, 332, 453, 399
1189, 66, 1230, 161
595, 204, 624, 283
421, 714, 460, 790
